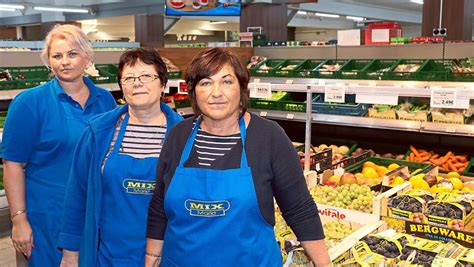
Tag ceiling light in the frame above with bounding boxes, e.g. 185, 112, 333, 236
297, 11, 307, 15
0, 7, 16, 12
315, 13, 340, 18
410, 0, 423, 4
34, 6, 89, 13
346, 16, 365, 21
0, 4, 25, 9
209, 21, 227, 25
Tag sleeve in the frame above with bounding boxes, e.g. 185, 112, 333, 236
146, 127, 175, 240
2, 97, 39, 163
57, 127, 95, 251
270, 123, 325, 241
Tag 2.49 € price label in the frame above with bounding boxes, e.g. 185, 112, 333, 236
430, 87, 457, 109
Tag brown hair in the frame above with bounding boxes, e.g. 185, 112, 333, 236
186, 47, 250, 117
117, 48, 168, 91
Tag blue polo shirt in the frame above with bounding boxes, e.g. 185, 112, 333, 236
3, 77, 117, 193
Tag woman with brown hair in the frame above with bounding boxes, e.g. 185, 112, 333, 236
145, 47, 330, 266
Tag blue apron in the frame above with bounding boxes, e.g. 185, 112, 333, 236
28, 97, 89, 266
98, 114, 159, 266
162, 117, 281, 267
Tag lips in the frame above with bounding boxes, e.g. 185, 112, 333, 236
132, 92, 148, 96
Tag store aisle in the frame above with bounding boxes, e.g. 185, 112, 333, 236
0, 236, 15, 267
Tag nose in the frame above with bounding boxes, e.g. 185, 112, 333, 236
210, 83, 222, 97
61, 56, 70, 65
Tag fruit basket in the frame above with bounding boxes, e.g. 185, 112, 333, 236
313, 59, 349, 79
250, 91, 289, 110
312, 94, 369, 117
362, 59, 398, 80
387, 59, 428, 81
447, 58, 474, 82
338, 59, 373, 80
295, 59, 325, 78
250, 59, 286, 77
272, 59, 306, 77
417, 59, 449, 81
0, 66, 51, 90
93, 64, 118, 83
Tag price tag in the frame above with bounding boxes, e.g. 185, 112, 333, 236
285, 79, 293, 84
334, 167, 345, 177
324, 85, 345, 103
178, 82, 188, 94
356, 93, 398, 105
286, 113, 295, 119
430, 87, 457, 108
260, 111, 267, 117
250, 83, 272, 99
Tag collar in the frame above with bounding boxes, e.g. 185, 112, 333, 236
53, 76, 100, 101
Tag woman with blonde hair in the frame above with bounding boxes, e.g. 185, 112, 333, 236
2, 24, 116, 266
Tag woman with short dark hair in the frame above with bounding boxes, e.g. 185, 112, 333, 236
58, 47, 183, 266
145, 47, 330, 266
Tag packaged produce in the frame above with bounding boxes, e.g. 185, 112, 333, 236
388, 190, 433, 222
393, 64, 421, 73
399, 237, 445, 266
368, 104, 397, 120
246, 55, 266, 70
424, 193, 473, 230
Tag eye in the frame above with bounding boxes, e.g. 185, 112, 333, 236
68, 52, 78, 58
223, 79, 233, 85
199, 80, 211, 87
52, 55, 62, 60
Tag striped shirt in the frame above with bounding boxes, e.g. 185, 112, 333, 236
192, 128, 241, 167
103, 116, 167, 170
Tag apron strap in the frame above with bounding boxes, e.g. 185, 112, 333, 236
111, 114, 130, 154
177, 115, 249, 169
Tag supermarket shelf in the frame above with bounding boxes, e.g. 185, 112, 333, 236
0, 79, 185, 101
250, 108, 474, 136
249, 78, 474, 99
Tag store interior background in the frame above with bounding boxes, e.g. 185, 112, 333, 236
0, 0, 472, 45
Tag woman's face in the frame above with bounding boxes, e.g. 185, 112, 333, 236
49, 38, 90, 83
195, 64, 241, 122
121, 60, 163, 110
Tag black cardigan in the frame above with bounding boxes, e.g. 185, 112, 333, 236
147, 113, 324, 241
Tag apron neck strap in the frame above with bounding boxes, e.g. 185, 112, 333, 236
178, 115, 248, 168
111, 113, 130, 154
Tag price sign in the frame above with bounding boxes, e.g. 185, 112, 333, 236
286, 113, 295, 119
178, 82, 188, 94
260, 111, 267, 117
356, 93, 398, 105
285, 79, 293, 84
250, 83, 272, 99
324, 85, 345, 103
430, 87, 457, 108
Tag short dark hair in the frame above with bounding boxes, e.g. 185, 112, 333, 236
117, 48, 168, 91
186, 47, 250, 117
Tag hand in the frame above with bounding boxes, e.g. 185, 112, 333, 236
60, 250, 79, 267
11, 216, 33, 259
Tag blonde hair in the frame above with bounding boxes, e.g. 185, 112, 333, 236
41, 24, 93, 66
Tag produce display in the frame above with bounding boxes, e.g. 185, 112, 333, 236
280, 64, 298, 71
311, 184, 375, 213
317, 64, 341, 74
452, 58, 474, 75
393, 64, 421, 73
246, 56, 266, 69
314, 144, 350, 164
406, 145, 470, 173
323, 221, 355, 250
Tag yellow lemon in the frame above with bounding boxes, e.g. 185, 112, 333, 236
363, 161, 377, 169
452, 189, 461, 194
355, 173, 364, 179
412, 179, 430, 190
390, 176, 405, 187
436, 176, 443, 183
448, 172, 461, 179
388, 163, 400, 171
430, 185, 439, 194
376, 166, 390, 176
362, 166, 376, 175
364, 169, 379, 179
450, 178, 463, 190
